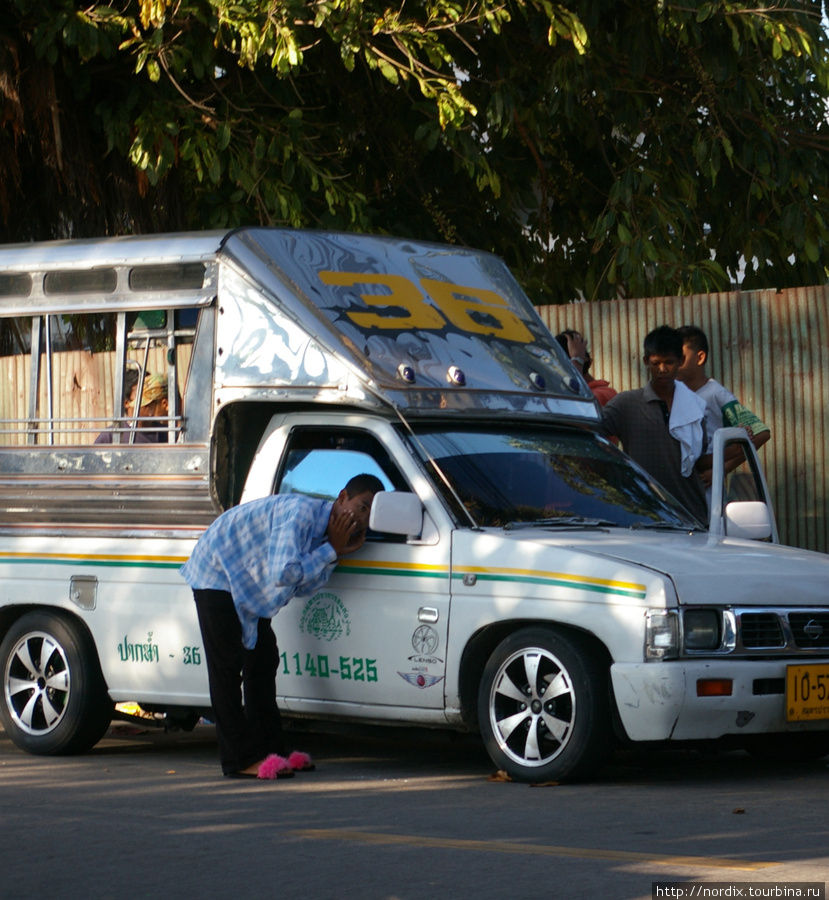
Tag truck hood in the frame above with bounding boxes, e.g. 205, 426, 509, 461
521, 529, 829, 608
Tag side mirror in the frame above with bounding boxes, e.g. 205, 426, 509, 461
369, 491, 423, 538
724, 501, 772, 541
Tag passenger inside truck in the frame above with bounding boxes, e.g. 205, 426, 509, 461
0, 305, 200, 447
94, 368, 174, 444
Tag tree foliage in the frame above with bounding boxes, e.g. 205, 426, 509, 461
2, 0, 828, 302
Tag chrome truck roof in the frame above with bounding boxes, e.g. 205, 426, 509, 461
0, 228, 598, 421
220, 229, 597, 420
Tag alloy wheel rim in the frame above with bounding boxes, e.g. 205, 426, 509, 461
4, 631, 71, 735
489, 646, 575, 768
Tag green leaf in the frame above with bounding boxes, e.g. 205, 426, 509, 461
804, 238, 819, 262
208, 152, 222, 184
217, 121, 231, 152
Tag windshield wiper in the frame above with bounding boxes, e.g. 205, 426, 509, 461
505, 516, 618, 530
630, 521, 701, 532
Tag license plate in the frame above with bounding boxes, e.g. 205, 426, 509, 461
786, 664, 829, 721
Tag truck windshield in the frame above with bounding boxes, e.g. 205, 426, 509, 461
409, 426, 701, 530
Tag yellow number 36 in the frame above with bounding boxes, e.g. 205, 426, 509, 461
319, 271, 534, 345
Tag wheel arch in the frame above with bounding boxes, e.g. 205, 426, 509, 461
457, 619, 613, 731
0, 604, 110, 691
0, 605, 115, 755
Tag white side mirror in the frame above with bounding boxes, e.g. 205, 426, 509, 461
724, 501, 772, 541
369, 491, 423, 538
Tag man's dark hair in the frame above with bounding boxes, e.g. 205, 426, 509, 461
345, 473, 385, 497
643, 325, 683, 360
124, 367, 140, 395
676, 324, 709, 358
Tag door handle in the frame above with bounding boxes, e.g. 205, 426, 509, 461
418, 607, 439, 624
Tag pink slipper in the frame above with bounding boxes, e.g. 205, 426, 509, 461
257, 754, 295, 780
286, 750, 315, 772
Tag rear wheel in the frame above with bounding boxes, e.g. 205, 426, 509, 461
478, 627, 611, 783
0, 611, 113, 755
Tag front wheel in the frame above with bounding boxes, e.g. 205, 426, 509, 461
478, 627, 611, 783
0, 611, 113, 755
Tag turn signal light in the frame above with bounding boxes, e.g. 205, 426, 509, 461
696, 679, 733, 697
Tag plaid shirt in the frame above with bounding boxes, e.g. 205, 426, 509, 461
181, 494, 336, 648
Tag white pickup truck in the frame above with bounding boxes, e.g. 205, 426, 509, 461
0, 228, 827, 782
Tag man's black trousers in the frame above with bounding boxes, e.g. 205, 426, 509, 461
193, 588, 286, 775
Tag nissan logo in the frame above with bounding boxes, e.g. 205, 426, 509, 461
803, 620, 824, 640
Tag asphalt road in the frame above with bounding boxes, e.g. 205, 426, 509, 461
1, 719, 827, 900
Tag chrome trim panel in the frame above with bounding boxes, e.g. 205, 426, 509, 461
0, 232, 227, 271
0, 447, 216, 527
683, 606, 829, 657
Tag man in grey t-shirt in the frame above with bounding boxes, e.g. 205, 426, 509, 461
602, 325, 708, 524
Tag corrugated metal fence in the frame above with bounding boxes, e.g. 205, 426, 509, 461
538, 287, 829, 555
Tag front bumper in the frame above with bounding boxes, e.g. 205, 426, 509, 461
611, 659, 829, 742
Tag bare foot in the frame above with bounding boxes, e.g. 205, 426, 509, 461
238, 758, 266, 776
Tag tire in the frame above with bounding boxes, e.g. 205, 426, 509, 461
745, 732, 829, 764
478, 627, 611, 783
0, 611, 113, 755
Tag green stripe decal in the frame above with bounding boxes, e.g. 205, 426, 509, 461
337, 560, 646, 600
0, 555, 184, 570
336, 564, 446, 578
1, 555, 646, 599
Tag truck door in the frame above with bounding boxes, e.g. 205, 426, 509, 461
708, 426, 778, 542
250, 424, 451, 713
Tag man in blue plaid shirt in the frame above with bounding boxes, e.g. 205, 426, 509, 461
181, 473, 383, 779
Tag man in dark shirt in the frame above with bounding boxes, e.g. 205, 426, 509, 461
601, 325, 708, 524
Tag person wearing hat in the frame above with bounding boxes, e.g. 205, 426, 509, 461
95, 371, 171, 444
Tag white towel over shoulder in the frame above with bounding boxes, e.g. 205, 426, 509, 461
669, 381, 706, 477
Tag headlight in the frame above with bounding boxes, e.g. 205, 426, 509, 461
683, 609, 721, 651
646, 610, 679, 659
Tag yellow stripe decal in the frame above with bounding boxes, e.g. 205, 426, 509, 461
0, 551, 187, 569
0, 554, 646, 598
454, 564, 647, 598
336, 560, 646, 599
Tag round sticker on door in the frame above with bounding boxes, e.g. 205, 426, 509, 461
299, 592, 351, 642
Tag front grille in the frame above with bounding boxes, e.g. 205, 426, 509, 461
788, 612, 829, 649
689, 607, 829, 657
740, 613, 785, 649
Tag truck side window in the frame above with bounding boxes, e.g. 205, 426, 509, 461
119, 309, 186, 445
723, 438, 767, 505
0, 316, 35, 446
0, 312, 120, 446
0, 308, 203, 446
49, 312, 119, 445
275, 428, 409, 539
